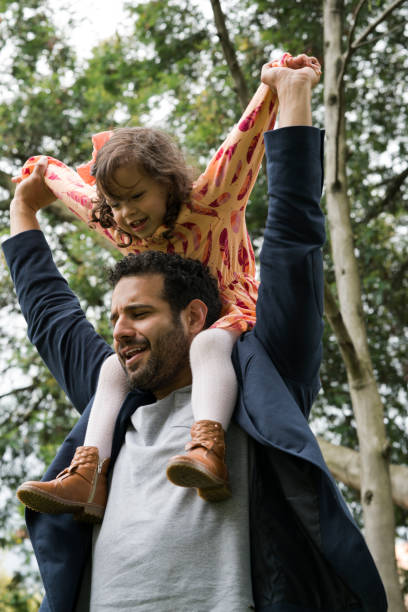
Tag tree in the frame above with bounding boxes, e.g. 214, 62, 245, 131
323, 0, 406, 607
0, 0, 406, 605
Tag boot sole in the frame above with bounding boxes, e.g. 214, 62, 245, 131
166, 460, 231, 502
17, 485, 104, 523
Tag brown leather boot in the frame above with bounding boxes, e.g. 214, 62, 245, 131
16, 446, 109, 524
166, 420, 231, 502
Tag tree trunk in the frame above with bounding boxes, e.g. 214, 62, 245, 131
323, 0, 404, 608
208, 0, 404, 605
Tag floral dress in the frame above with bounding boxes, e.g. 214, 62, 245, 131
19, 55, 290, 333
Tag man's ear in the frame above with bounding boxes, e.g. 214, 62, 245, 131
180, 299, 208, 336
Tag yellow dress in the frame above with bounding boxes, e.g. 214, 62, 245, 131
19, 55, 290, 333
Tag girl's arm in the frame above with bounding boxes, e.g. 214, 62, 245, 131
190, 54, 321, 216
190, 81, 277, 215
14, 154, 121, 249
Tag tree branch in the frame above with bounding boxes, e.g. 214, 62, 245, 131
0, 399, 43, 435
340, 0, 405, 83
352, 21, 406, 50
209, 0, 250, 109
362, 165, 408, 224
334, 0, 405, 184
208, 0, 268, 177
0, 384, 36, 400
0, 169, 14, 193
318, 436, 408, 510
351, 0, 406, 50
324, 280, 363, 380
347, 0, 367, 50
337, 0, 366, 91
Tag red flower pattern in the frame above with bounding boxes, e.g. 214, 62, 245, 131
186, 200, 218, 218
231, 160, 242, 184
237, 169, 253, 201
209, 192, 231, 208
219, 228, 231, 269
230, 208, 243, 233
238, 240, 250, 273
202, 230, 212, 266
181, 222, 201, 251
66, 191, 93, 210
225, 141, 238, 160
215, 155, 228, 187
238, 102, 263, 132
247, 132, 260, 163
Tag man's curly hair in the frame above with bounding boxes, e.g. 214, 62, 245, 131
109, 251, 222, 329
91, 127, 194, 245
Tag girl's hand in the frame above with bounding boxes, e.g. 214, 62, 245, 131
12, 156, 56, 214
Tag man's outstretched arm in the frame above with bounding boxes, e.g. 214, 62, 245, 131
255, 63, 325, 396
4, 159, 113, 412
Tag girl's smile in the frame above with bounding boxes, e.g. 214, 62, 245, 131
106, 164, 168, 239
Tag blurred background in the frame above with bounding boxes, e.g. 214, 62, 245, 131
0, 0, 407, 608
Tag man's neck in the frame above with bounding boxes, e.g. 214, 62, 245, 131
153, 373, 193, 400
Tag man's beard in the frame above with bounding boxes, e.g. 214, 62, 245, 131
123, 318, 190, 394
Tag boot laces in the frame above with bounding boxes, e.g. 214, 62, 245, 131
185, 421, 224, 457
55, 450, 97, 479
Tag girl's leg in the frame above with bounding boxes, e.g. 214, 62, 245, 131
190, 328, 240, 429
166, 328, 241, 501
84, 353, 129, 460
16, 354, 128, 522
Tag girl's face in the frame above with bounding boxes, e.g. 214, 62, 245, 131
105, 164, 168, 239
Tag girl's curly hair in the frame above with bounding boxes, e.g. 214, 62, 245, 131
90, 127, 194, 246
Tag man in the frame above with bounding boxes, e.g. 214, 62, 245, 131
4, 64, 387, 611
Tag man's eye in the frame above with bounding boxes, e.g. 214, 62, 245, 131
110, 201, 120, 209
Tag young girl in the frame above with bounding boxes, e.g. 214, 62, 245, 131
16, 54, 321, 521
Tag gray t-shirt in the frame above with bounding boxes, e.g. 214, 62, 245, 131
81, 385, 253, 611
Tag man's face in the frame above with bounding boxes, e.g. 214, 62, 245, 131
111, 274, 192, 397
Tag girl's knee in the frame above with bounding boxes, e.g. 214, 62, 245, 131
99, 353, 125, 381
189, 328, 240, 364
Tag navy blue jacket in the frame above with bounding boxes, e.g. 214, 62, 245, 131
3, 126, 387, 612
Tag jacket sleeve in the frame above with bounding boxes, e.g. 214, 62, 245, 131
255, 126, 325, 386
2, 230, 113, 413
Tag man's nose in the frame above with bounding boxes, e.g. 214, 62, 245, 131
113, 315, 135, 342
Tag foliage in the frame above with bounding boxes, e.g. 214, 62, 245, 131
0, 566, 42, 611
0, 0, 407, 600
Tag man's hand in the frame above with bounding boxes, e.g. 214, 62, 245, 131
12, 156, 56, 212
10, 157, 56, 236
261, 54, 321, 128
261, 54, 321, 92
